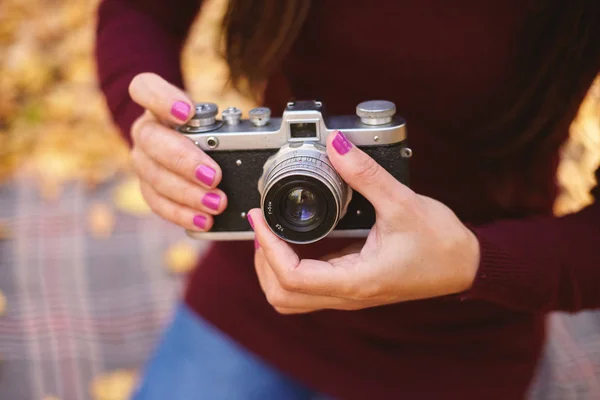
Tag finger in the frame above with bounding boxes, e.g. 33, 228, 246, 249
318, 242, 364, 262
254, 249, 318, 314
248, 209, 359, 298
128, 72, 194, 125
326, 130, 416, 216
132, 149, 227, 215
130, 109, 155, 135
254, 247, 352, 312
132, 119, 222, 189
140, 181, 213, 231
271, 307, 314, 315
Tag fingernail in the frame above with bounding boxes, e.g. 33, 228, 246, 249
171, 101, 191, 121
193, 215, 207, 230
202, 193, 221, 211
195, 165, 216, 186
254, 238, 260, 249
247, 214, 255, 230
332, 130, 352, 155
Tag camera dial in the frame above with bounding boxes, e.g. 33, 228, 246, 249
178, 102, 223, 133
258, 142, 352, 244
222, 107, 242, 125
356, 100, 396, 125
249, 107, 271, 126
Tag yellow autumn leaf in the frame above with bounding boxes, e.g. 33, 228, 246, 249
0, 290, 6, 316
88, 203, 116, 239
89, 369, 138, 400
164, 241, 199, 274
112, 177, 151, 216
0, 221, 11, 241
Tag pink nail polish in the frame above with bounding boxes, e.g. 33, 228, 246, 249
247, 214, 255, 230
171, 101, 191, 121
332, 130, 352, 155
202, 193, 221, 210
195, 165, 216, 186
193, 215, 207, 229
254, 238, 260, 249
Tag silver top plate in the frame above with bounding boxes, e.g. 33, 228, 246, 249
180, 109, 407, 152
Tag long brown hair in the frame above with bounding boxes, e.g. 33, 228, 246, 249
220, 0, 599, 158
220, 0, 311, 98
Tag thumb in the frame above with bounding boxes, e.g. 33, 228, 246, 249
326, 130, 415, 215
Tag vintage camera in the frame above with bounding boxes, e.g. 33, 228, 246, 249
177, 100, 412, 244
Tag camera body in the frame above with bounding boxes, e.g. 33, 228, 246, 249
177, 100, 412, 244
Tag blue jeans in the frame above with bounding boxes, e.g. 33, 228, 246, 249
132, 303, 325, 400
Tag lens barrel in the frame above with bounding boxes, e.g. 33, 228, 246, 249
258, 143, 351, 244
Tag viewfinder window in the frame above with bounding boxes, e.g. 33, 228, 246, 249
289, 122, 318, 138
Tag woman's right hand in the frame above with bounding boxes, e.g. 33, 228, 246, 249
128, 73, 227, 231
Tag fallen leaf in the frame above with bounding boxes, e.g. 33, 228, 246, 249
0, 290, 6, 317
88, 203, 115, 239
89, 369, 138, 400
164, 241, 199, 274
0, 222, 11, 240
112, 177, 151, 216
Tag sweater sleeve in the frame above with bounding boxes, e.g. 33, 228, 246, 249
462, 165, 600, 313
94, 0, 202, 146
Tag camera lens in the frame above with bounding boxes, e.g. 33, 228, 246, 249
258, 143, 352, 244
282, 187, 325, 227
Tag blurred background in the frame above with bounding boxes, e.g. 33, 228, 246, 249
0, 0, 598, 399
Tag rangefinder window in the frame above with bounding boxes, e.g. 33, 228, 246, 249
289, 122, 318, 138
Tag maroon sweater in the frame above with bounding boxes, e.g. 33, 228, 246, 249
95, 1, 600, 398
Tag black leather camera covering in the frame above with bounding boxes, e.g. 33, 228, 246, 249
206, 141, 410, 233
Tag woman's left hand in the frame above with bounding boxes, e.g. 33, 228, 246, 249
248, 130, 481, 314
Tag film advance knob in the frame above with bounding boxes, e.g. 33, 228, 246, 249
189, 102, 219, 127
222, 106, 242, 125
356, 100, 396, 125
249, 107, 271, 126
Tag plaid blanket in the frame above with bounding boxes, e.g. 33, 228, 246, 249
0, 177, 599, 400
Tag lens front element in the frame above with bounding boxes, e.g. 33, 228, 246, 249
283, 187, 321, 226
